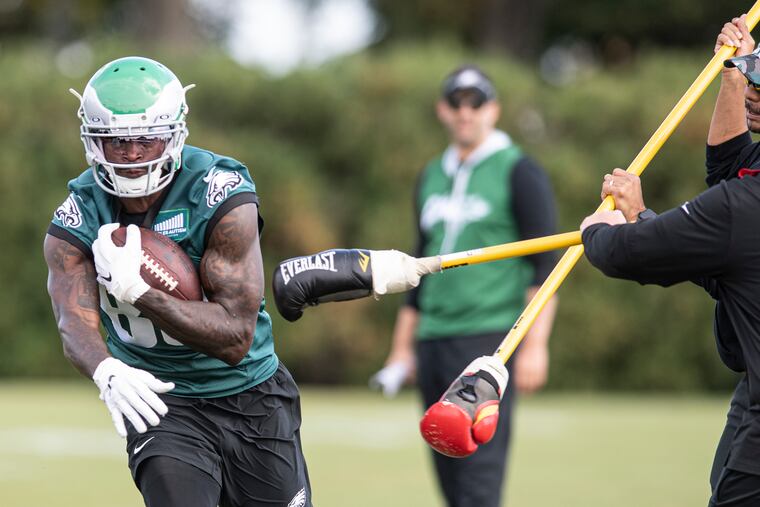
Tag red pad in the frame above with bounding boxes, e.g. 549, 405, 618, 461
471, 400, 500, 444
419, 401, 478, 458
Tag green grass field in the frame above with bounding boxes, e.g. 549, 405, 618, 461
0, 382, 729, 506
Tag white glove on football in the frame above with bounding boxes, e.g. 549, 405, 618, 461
92, 357, 175, 438
369, 360, 412, 398
370, 250, 439, 296
92, 223, 150, 304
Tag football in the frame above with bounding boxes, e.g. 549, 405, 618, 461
111, 226, 203, 301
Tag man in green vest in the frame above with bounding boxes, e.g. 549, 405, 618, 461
44, 57, 310, 507
373, 65, 559, 506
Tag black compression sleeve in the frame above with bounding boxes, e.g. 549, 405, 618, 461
204, 192, 260, 247
582, 182, 733, 286
511, 157, 558, 285
47, 224, 92, 259
138, 456, 220, 507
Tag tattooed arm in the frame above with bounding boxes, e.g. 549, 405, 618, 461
44, 234, 107, 377
134, 203, 262, 365
46, 232, 175, 437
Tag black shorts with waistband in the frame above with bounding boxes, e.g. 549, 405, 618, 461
125, 361, 311, 507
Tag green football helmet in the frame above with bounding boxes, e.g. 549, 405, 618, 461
70, 57, 194, 197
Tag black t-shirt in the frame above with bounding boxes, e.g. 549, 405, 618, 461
582, 131, 760, 475
406, 155, 557, 309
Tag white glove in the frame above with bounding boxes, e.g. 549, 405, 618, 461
369, 360, 412, 398
92, 357, 175, 438
92, 223, 150, 304
370, 250, 439, 296
462, 355, 510, 397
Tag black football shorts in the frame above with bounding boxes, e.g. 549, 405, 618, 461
125, 361, 311, 507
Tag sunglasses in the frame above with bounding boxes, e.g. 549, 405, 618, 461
446, 93, 488, 110
105, 136, 166, 153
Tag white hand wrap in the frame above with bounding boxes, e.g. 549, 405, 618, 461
92, 357, 175, 438
92, 223, 150, 304
369, 361, 411, 398
462, 355, 509, 398
370, 250, 439, 296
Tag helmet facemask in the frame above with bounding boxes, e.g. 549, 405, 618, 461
70, 57, 195, 198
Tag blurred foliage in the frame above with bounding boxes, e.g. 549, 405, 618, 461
4, 1, 758, 61
0, 37, 741, 391
0, 0, 201, 45
372, 0, 755, 59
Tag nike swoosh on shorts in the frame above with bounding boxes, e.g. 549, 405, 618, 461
133, 436, 155, 455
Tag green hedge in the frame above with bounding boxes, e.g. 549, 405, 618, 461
0, 39, 739, 389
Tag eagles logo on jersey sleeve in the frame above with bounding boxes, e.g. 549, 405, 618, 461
49, 178, 110, 251
181, 152, 259, 253
54, 193, 84, 229
203, 167, 244, 207
180, 148, 257, 215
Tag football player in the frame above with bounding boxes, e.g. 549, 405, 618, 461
44, 57, 311, 507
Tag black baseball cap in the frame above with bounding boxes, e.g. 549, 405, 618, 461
441, 65, 497, 102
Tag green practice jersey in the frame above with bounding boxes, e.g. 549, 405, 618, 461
416, 131, 533, 339
50, 145, 278, 397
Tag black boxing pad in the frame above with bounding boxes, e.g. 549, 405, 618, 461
272, 249, 374, 321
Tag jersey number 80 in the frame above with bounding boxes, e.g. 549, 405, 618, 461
100, 287, 183, 348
